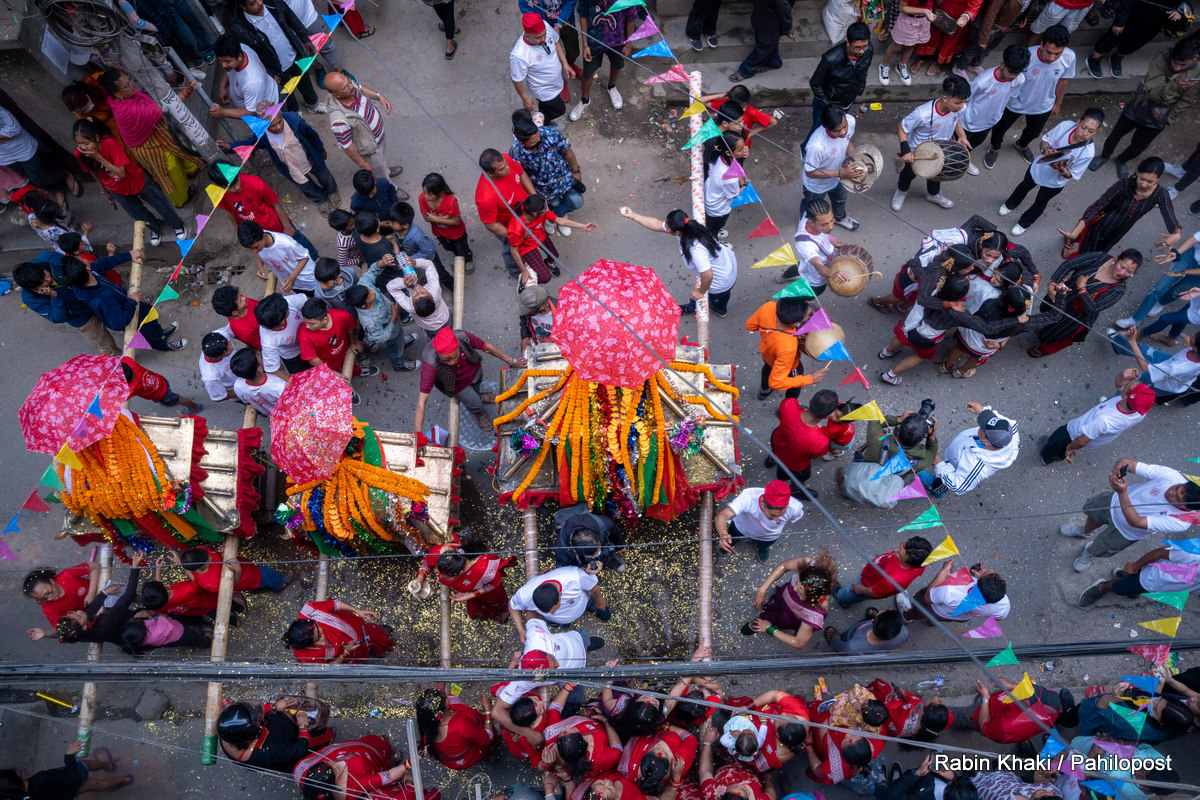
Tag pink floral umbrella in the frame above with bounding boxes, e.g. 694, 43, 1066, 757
270, 366, 354, 483
19, 355, 131, 454
552, 259, 681, 388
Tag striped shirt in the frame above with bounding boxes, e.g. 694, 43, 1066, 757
336, 230, 363, 270
330, 89, 385, 150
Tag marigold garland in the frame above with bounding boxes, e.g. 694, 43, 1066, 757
58, 415, 175, 527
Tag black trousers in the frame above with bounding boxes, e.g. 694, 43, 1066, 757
898, 162, 940, 197
706, 212, 730, 237
1100, 113, 1163, 165
964, 127, 990, 150
538, 94, 567, 123
1040, 423, 1072, 463
990, 107, 1052, 151
1003, 167, 1064, 228
760, 363, 803, 399
685, 0, 722, 38
1091, 13, 1161, 57
775, 464, 813, 495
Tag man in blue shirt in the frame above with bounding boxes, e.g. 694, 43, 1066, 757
61, 255, 188, 351
509, 115, 584, 235
12, 252, 121, 355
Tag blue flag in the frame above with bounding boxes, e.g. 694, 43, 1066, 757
177, 237, 196, 258
86, 396, 103, 419
1119, 675, 1160, 695
1166, 537, 1200, 554
3, 514, 18, 534
631, 40, 674, 59
321, 12, 342, 30
247, 116, 270, 137
1040, 736, 1066, 760
871, 451, 912, 481
816, 341, 851, 361
951, 585, 986, 617
1081, 780, 1125, 798
729, 183, 760, 209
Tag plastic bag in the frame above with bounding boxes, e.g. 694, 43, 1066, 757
823, 0, 861, 42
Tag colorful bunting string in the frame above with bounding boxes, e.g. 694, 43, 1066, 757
962, 615, 1003, 639
1138, 616, 1181, 637
887, 479, 928, 502
795, 309, 832, 335
838, 367, 869, 389
680, 118, 720, 150
632, 40, 674, 59
922, 535, 958, 566
899, 506, 943, 533
625, 15, 660, 42
987, 643, 1019, 666
755, 244, 798, 270
729, 183, 761, 209
747, 216, 779, 239
838, 400, 887, 423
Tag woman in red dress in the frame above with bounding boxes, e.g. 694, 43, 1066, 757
866, 679, 953, 743
23, 563, 98, 639
293, 735, 442, 800
434, 550, 516, 621
617, 724, 698, 797
541, 704, 623, 795
415, 687, 495, 770
743, 690, 810, 777
283, 599, 394, 664
911, 0, 985, 75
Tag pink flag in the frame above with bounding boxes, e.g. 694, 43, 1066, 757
723, 158, 746, 180
795, 309, 832, 335
195, 213, 210, 234
962, 615, 1003, 638
310, 32, 330, 51
233, 145, 255, 162
626, 15, 659, 41
21, 491, 50, 513
1171, 510, 1200, 525
70, 418, 89, 439
887, 480, 929, 503
747, 217, 779, 239
1057, 757, 1084, 780
127, 331, 152, 350
944, 566, 975, 587
1094, 741, 1135, 760
645, 65, 689, 84
265, 101, 285, 119
1149, 561, 1198, 585
838, 367, 869, 389
0, 536, 17, 561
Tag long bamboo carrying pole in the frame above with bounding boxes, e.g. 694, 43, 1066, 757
440, 256, 466, 669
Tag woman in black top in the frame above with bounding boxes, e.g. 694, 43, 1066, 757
0, 741, 131, 799
1027, 249, 1142, 357
1060, 158, 1182, 257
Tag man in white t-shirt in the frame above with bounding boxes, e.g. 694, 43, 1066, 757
212, 37, 279, 119
511, 14, 572, 124
199, 331, 237, 402
893, 74, 972, 212
998, 108, 1100, 235
1110, 327, 1200, 402
509, 564, 607, 637
779, 200, 839, 293
898, 558, 1011, 621
230, 348, 289, 415
1064, 458, 1200, 572
802, 106, 861, 231
959, 45, 1030, 176
255, 291, 309, 376
387, 258, 450, 336
715, 480, 805, 562
1041, 370, 1154, 465
1079, 541, 1200, 606
983, 26, 1076, 170
238, 221, 318, 294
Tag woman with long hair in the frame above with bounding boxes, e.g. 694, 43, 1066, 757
866, 679, 952, 746
700, 131, 749, 239
619, 206, 739, 316
73, 118, 188, 245
283, 599, 394, 664
742, 549, 837, 649
294, 736, 440, 800
1026, 249, 1142, 357
413, 687, 495, 770
1060, 157, 1181, 258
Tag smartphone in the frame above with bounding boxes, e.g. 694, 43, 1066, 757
1118, 464, 1128, 478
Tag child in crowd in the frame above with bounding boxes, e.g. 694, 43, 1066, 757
313, 256, 358, 311
121, 356, 204, 413
238, 221, 318, 295
390, 201, 453, 288
230, 348, 288, 415
199, 331, 237, 402
508, 194, 597, 288
419, 172, 473, 273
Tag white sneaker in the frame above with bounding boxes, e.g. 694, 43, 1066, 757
1059, 523, 1089, 538
834, 214, 860, 231
189, 67, 207, 81
557, 220, 572, 237
878, 64, 891, 85
544, 221, 556, 235
925, 193, 954, 209
148, 229, 162, 247
998, 204, 1012, 216
891, 190, 907, 211
1164, 161, 1185, 179
717, 228, 729, 240
896, 63, 912, 85
895, 591, 913, 614
1073, 543, 1093, 573
568, 99, 589, 121
1011, 223, 1027, 236
306, 101, 330, 114
1115, 317, 1137, 329
607, 85, 623, 110
966, 161, 980, 176
1148, 302, 1165, 316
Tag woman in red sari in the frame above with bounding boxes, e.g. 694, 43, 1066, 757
911, 0, 984, 75
293, 735, 442, 800
617, 723, 698, 797
415, 687, 495, 770
283, 599, 394, 664
803, 703, 884, 787
866, 679, 953, 743
743, 690, 809, 777
571, 774, 647, 800
435, 550, 516, 621
541, 702, 623, 795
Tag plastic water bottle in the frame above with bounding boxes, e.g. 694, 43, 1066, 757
917, 677, 944, 690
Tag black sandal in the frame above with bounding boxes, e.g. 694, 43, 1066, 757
356, 26, 376, 39
445, 40, 458, 60
1026, 345, 1045, 358
822, 626, 837, 643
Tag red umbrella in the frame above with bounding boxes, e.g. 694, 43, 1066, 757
552, 259, 681, 388
270, 365, 354, 483
19, 355, 131, 455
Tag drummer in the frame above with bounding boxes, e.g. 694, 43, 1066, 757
776, 198, 847, 296
801, 106, 864, 232
892, 75, 972, 213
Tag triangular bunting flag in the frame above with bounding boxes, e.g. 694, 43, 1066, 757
39, 465, 65, 490
755, 244, 798, 270
206, 185, 226, 208
645, 65, 689, 84
816, 341, 851, 361
944, 566, 975, 586
680, 118, 721, 150
1081, 780, 1126, 798
772, 278, 814, 298
176, 238, 195, 259
321, 12, 342, 31
194, 213, 210, 233
139, 306, 160, 327
1008, 673, 1035, 701
1166, 538, 1200, 555
246, 116, 270, 137
55, 444, 83, 470
1148, 562, 1198, 586
607, 0, 645, 11
1093, 740, 1135, 760
679, 98, 705, 118
986, 643, 1019, 666
887, 480, 928, 503
921, 535, 959, 566
747, 216, 779, 239
951, 585, 986, 617
1109, 703, 1147, 735
21, 491, 49, 513
309, 32, 330, 51
1039, 736, 1066, 760
839, 400, 886, 424
86, 396, 103, 418
723, 158, 746, 180
217, 162, 241, 182
1138, 616, 1182, 637
295, 56, 315, 73
1171, 510, 1200, 525
127, 330, 152, 351
3, 514, 18, 534
1185, 473, 1200, 486
233, 145, 255, 162
631, 40, 673, 59
169, 265, 182, 281
0, 535, 18, 562
795, 309, 833, 335
282, 75, 302, 95
1142, 589, 1189, 610
729, 183, 761, 209
1119, 675, 1160, 695
962, 615, 1003, 639
838, 367, 869, 389
70, 418, 89, 439
626, 15, 660, 41
871, 451, 912, 481
1127, 644, 1171, 665
157, 285, 180, 303
265, 102, 285, 119
899, 505, 942, 532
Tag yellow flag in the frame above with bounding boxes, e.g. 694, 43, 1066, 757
679, 99, 706, 118
56, 444, 83, 470
140, 307, 160, 326
751, 243, 797, 269
1009, 673, 1036, 701
1139, 616, 1182, 637
921, 535, 959, 567
1184, 474, 1200, 486
283, 76, 301, 95
838, 400, 886, 423
206, 184, 226, 208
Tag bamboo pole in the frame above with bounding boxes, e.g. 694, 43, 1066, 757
522, 508, 539, 579
405, 719, 426, 800
439, 256, 466, 670
201, 273, 277, 763
77, 221, 147, 752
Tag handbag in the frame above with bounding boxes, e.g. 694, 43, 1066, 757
1123, 84, 1172, 129
931, 8, 960, 33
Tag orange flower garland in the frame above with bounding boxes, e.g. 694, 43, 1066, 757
58, 415, 171, 525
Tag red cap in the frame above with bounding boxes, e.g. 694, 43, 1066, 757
520, 650, 553, 670
521, 12, 546, 34
762, 480, 791, 508
1127, 383, 1155, 414
433, 327, 459, 355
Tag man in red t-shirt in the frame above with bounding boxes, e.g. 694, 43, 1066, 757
834, 536, 933, 607
171, 545, 291, 594
211, 285, 262, 349
120, 356, 204, 413
297, 298, 380, 405
24, 563, 96, 636
770, 389, 841, 494
971, 677, 1066, 743
474, 149, 534, 278
211, 168, 318, 259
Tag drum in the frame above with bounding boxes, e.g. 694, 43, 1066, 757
803, 323, 846, 359
827, 243, 881, 297
896, 141, 972, 182
840, 144, 884, 194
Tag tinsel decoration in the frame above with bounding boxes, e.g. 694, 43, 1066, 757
407, 501, 430, 522
276, 502, 303, 530
509, 427, 541, 458
161, 482, 193, 514
667, 414, 706, 458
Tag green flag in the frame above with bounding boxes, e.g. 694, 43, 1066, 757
986, 643, 1019, 666
295, 56, 315, 73
1109, 703, 1147, 735
217, 162, 241, 182
772, 277, 815, 299
898, 505, 942, 531
606, 0, 645, 12
1142, 590, 1189, 611
39, 465, 65, 490
156, 285, 180, 303
681, 118, 720, 151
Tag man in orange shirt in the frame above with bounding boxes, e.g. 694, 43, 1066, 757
746, 296, 829, 400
